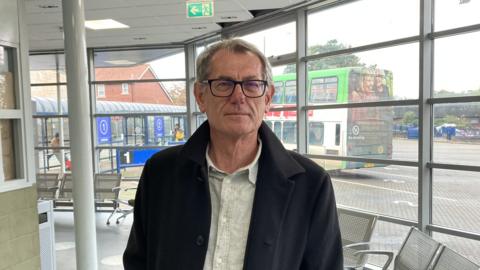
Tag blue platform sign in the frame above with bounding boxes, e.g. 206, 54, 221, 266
96, 117, 111, 144
154, 116, 164, 139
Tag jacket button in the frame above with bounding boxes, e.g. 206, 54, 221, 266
196, 235, 205, 246
196, 176, 204, 182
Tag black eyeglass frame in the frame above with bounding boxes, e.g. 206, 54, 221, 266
201, 79, 268, 98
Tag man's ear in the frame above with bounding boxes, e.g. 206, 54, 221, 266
264, 85, 275, 113
194, 82, 207, 113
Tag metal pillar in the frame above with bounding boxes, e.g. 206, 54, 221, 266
61, 0, 98, 269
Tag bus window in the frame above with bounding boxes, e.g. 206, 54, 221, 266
285, 80, 296, 104
335, 123, 341, 146
272, 81, 284, 104
309, 122, 324, 146
282, 121, 297, 144
310, 76, 338, 103
265, 120, 273, 130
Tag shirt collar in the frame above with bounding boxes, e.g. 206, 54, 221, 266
205, 139, 262, 185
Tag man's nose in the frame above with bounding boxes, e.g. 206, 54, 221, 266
229, 83, 246, 101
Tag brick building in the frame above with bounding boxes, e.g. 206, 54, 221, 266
94, 64, 173, 105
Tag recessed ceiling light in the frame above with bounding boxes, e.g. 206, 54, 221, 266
105, 60, 136, 65
39, 5, 59, 9
220, 16, 238, 20
85, 19, 129, 30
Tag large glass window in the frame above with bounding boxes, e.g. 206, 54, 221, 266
30, 53, 70, 175
324, 162, 418, 220
307, 44, 419, 102
240, 22, 296, 57
307, 106, 418, 161
307, 0, 419, 54
30, 54, 66, 84
434, 32, 480, 98
435, 0, 480, 31
433, 103, 480, 166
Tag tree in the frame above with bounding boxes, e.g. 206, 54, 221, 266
283, 40, 364, 73
164, 83, 187, 106
402, 111, 418, 126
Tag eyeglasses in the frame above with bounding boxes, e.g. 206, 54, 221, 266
202, 79, 268, 98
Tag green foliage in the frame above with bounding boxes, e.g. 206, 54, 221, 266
283, 40, 364, 73
402, 111, 418, 126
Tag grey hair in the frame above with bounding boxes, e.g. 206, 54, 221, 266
195, 38, 273, 85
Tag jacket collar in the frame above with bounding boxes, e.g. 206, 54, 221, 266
180, 121, 305, 179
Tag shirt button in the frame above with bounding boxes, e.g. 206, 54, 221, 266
196, 235, 205, 246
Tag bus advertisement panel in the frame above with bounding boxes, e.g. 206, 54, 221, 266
266, 67, 393, 170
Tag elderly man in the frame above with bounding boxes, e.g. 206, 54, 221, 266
123, 39, 343, 270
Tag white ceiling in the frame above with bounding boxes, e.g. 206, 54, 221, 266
26, 0, 305, 51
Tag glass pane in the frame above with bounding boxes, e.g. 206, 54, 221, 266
97, 149, 143, 185
432, 232, 480, 266
327, 162, 418, 220
433, 169, 480, 235
0, 47, 16, 109
94, 81, 186, 107
434, 31, 480, 97
93, 48, 185, 81
433, 103, 480, 166
263, 113, 297, 151
307, 44, 419, 101
29, 54, 66, 84
307, 0, 419, 54
94, 115, 188, 147
435, 0, 480, 31
31, 85, 68, 115
307, 106, 418, 162
34, 117, 70, 148
272, 64, 296, 108
240, 22, 296, 57
1, 120, 17, 181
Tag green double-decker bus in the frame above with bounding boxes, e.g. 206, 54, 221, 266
265, 67, 393, 170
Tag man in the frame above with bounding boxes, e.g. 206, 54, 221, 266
50, 132, 62, 165
123, 39, 343, 269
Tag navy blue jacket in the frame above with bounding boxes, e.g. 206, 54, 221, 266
123, 121, 343, 269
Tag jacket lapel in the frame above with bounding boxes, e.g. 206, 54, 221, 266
243, 123, 305, 270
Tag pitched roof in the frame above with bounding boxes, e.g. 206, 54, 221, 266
94, 64, 151, 81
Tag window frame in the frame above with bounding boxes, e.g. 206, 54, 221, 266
0, 44, 29, 193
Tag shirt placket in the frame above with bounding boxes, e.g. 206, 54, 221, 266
213, 174, 233, 270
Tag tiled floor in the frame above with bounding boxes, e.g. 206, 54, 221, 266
54, 211, 133, 270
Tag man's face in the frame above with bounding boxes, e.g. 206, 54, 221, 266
194, 49, 274, 139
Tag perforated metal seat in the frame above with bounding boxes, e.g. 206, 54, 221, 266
393, 227, 442, 270
36, 173, 60, 201
338, 208, 378, 269
431, 246, 479, 270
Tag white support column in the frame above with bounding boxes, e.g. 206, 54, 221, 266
61, 1, 98, 269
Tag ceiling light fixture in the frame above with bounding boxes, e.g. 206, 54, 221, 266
105, 60, 136, 65
39, 5, 59, 9
85, 19, 129, 30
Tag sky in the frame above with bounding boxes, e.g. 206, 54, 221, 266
149, 0, 480, 99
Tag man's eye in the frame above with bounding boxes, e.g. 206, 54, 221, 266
216, 81, 233, 88
244, 81, 261, 89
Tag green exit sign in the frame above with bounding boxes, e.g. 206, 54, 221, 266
186, 1, 214, 18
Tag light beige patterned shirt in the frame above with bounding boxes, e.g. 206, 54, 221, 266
202, 140, 262, 270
